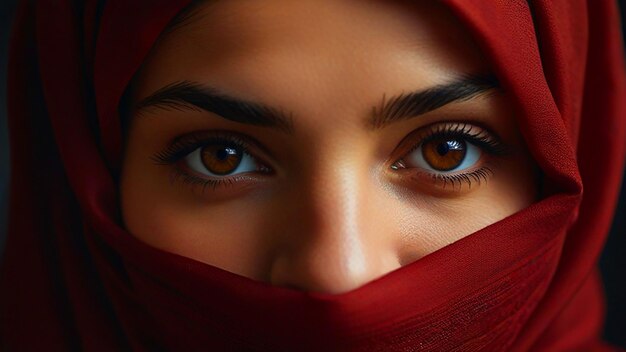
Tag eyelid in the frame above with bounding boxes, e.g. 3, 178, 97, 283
151, 130, 274, 168
392, 121, 509, 163
169, 166, 271, 196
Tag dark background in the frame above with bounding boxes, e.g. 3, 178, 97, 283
0, 0, 624, 347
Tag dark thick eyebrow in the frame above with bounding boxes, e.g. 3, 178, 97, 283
369, 74, 499, 129
136, 74, 497, 134
135, 81, 295, 133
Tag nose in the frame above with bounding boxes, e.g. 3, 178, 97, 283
268, 161, 401, 294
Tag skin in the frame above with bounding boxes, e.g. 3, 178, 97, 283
120, 0, 537, 294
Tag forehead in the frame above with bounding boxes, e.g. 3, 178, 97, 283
167, 0, 484, 66
135, 0, 488, 113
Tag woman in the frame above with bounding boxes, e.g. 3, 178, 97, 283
1, 0, 625, 350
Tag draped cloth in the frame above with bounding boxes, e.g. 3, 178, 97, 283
2, 0, 625, 350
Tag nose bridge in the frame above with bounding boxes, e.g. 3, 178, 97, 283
269, 144, 400, 294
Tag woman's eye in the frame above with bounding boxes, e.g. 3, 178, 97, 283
390, 123, 508, 190
403, 136, 482, 173
152, 131, 274, 193
184, 143, 260, 177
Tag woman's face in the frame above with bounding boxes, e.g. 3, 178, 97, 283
120, 0, 537, 294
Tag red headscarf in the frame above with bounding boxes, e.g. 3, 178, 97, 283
2, 0, 625, 350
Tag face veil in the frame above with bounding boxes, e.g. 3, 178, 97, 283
1, 0, 625, 350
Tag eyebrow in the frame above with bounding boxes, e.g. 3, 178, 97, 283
135, 81, 295, 133
134, 73, 498, 134
369, 73, 498, 129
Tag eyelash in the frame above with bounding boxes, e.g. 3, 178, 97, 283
412, 122, 507, 155
152, 122, 508, 193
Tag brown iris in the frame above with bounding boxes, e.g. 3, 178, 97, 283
200, 144, 243, 175
422, 137, 466, 171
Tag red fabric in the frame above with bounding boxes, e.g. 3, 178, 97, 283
1, 0, 625, 350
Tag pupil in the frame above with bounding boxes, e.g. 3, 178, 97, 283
436, 142, 450, 156
436, 139, 463, 156
216, 147, 236, 161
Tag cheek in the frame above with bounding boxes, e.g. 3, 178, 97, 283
396, 156, 537, 261
123, 197, 276, 279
